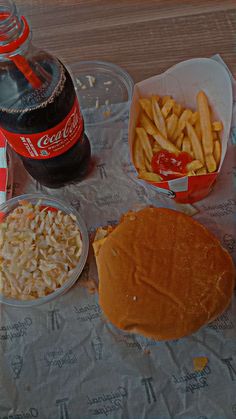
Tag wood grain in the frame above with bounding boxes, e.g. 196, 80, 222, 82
14, 0, 236, 82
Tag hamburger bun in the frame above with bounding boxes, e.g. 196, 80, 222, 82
93, 207, 235, 340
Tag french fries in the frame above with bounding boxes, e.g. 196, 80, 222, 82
133, 136, 145, 170
153, 143, 162, 153
190, 111, 199, 125
212, 121, 223, 131
161, 98, 175, 118
205, 154, 217, 173
140, 112, 157, 136
182, 136, 192, 154
196, 167, 207, 175
197, 91, 216, 172
166, 113, 178, 139
186, 160, 203, 172
194, 119, 202, 141
162, 95, 171, 106
186, 122, 205, 164
197, 91, 213, 154
212, 131, 218, 141
138, 170, 163, 182
145, 157, 153, 172
153, 131, 179, 154
151, 96, 167, 137
172, 109, 192, 141
133, 90, 223, 183
213, 140, 221, 166
176, 133, 184, 149
136, 127, 153, 162
139, 98, 153, 120
173, 103, 182, 117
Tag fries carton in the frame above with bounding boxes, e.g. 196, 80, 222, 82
128, 58, 233, 203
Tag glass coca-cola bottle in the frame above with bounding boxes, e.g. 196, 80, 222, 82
0, 0, 91, 188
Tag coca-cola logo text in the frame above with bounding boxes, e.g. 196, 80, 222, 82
37, 109, 79, 149
3, 98, 83, 159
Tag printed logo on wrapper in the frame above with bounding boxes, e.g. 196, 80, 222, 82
0, 408, 39, 419
91, 333, 103, 361
172, 365, 212, 394
86, 386, 128, 417
97, 163, 108, 179
10, 355, 23, 379
128, 58, 233, 203
92, 133, 113, 151
208, 310, 235, 332
56, 398, 70, 419
47, 309, 63, 331
141, 377, 157, 403
223, 233, 236, 254
74, 303, 102, 322
97, 191, 124, 207
70, 197, 81, 211
111, 330, 142, 351
202, 199, 236, 217
43, 347, 78, 369
221, 357, 236, 381
0, 317, 32, 341
0, 98, 83, 159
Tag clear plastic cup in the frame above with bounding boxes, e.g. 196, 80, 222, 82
69, 60, 134, 126
0, 193, 89, 307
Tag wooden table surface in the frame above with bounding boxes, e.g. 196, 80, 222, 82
14, 0, 236, 83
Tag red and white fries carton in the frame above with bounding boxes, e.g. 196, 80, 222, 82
128, 58, 233, 203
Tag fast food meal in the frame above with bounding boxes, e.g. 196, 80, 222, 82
0, 200, 83, 300
133, 91, 223, 182
93, 207, 235, 340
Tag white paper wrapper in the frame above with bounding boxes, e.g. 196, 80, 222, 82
0, 56, 236, 419
128, 57, 233, 203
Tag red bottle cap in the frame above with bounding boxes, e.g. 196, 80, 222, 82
0, 15, 30, 54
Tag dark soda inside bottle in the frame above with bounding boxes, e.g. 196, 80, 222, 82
0, 1, 91, 188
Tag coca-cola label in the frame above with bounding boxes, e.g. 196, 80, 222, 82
0, 98, 84, 159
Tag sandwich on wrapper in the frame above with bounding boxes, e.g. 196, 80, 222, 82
93, 207, 235, 340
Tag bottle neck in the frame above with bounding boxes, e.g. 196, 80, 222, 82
0, 0, 31, 61
0, 1, 43, 89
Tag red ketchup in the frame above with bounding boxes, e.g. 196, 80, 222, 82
151, 150, 193, 181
